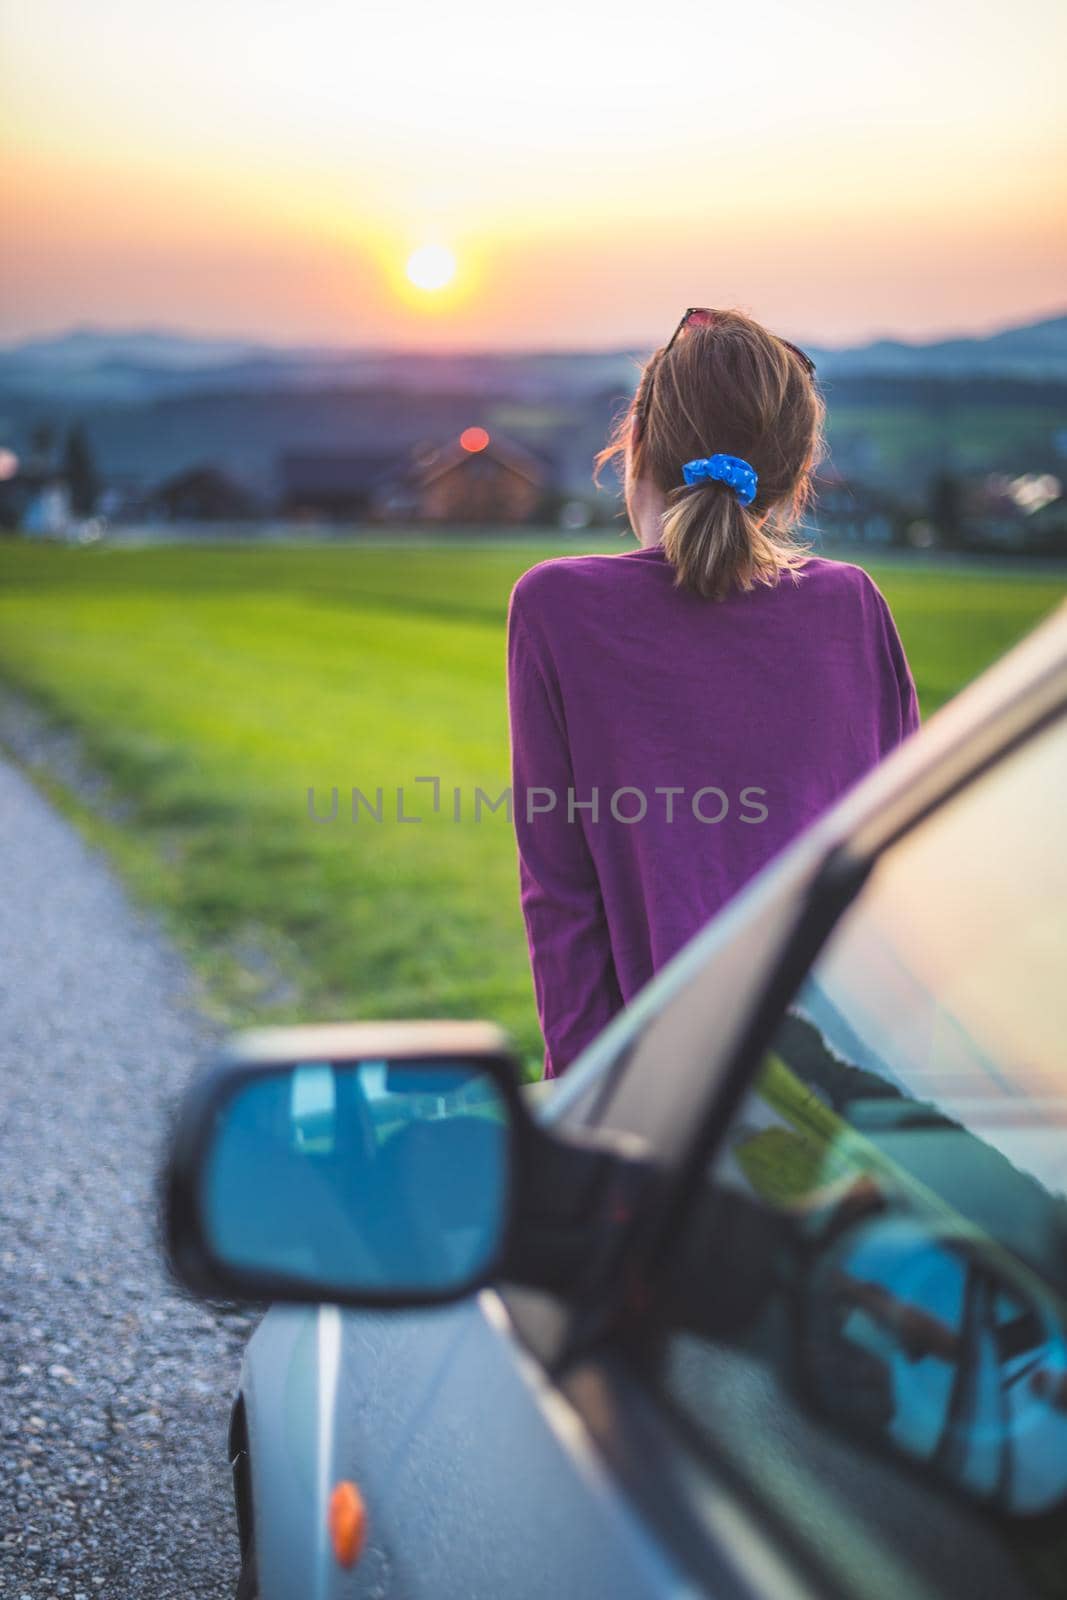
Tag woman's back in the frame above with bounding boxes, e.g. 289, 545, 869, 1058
507, 307, 919, 1077
508, 549, 918, 1076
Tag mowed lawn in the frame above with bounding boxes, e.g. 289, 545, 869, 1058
0, 536, 1062, 1072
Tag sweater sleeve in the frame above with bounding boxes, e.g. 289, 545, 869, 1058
507, 590, 624, 1079
861, 572, 921, 751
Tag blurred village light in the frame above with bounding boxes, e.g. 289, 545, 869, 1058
906, 519, 936, 548
559, 499, 592, 531
0, 448, 19, 481
1010, 473, 1061, 514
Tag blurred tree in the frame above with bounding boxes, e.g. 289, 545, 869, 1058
929, 470, 964, 549
63, 424, 99, 515
28, 422, 57, 469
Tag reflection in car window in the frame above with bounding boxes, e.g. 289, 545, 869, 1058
653, 717, 1067, 1600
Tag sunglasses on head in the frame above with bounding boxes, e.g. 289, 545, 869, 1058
633, 307, 816, 441
664, 307, 817, 375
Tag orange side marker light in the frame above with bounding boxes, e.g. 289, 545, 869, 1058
328, 1480, 367, 1569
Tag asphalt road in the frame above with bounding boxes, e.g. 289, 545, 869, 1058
0, 755, 249, 1597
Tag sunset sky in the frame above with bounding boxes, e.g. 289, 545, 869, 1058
3, 0, 1065, 350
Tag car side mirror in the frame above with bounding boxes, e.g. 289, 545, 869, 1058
164, 1022, 525, 1306
164, 1021, 660, 1313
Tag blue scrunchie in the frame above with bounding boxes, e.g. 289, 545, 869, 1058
682, 454, 757, 507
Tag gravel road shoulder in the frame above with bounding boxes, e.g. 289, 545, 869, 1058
0, 752, 249, 1598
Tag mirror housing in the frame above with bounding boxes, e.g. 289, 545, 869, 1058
164, 1021, 658, 1311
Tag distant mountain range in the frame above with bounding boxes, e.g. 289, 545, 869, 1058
1, 312, 1065, 407
807, 313, 1067, 381
0, 330, 639, 408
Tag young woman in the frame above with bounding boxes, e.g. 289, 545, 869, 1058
507, 306, 920, 1079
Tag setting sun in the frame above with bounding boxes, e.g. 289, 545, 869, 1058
405, 245, 457, 293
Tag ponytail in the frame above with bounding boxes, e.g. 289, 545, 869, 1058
660, 482, 811, 601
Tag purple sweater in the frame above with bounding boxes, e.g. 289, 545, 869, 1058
506, 548, 920, 1078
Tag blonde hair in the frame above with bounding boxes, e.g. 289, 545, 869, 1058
596, 308, 825, 600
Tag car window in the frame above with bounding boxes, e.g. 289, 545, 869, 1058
645, 714, 1067, 1600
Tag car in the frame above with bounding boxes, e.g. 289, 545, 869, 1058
164, 600, 1067, 1600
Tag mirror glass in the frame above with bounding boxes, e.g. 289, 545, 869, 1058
804, 1212, 1067, 1516
200, 1057, 512, 1295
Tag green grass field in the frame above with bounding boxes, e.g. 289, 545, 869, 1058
0, 535, 1062, 1072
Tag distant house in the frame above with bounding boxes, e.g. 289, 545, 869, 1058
143, 465, 259, 521
18, 480, 72, 537
413, 431, 546, 523
278, 452, 405, 521
811, 468, 905, 546
0, 459, 70, 537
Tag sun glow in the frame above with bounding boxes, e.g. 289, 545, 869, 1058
2, 0, 1064, 343
405, 245, 457, 292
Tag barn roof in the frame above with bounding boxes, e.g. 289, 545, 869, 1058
417, 434, 547, 488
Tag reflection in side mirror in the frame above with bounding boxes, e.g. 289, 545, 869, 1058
802, 1212, 1067, 1516
168, 1041, 518, 1305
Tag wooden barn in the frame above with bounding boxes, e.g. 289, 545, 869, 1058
414, 429, 545, 523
